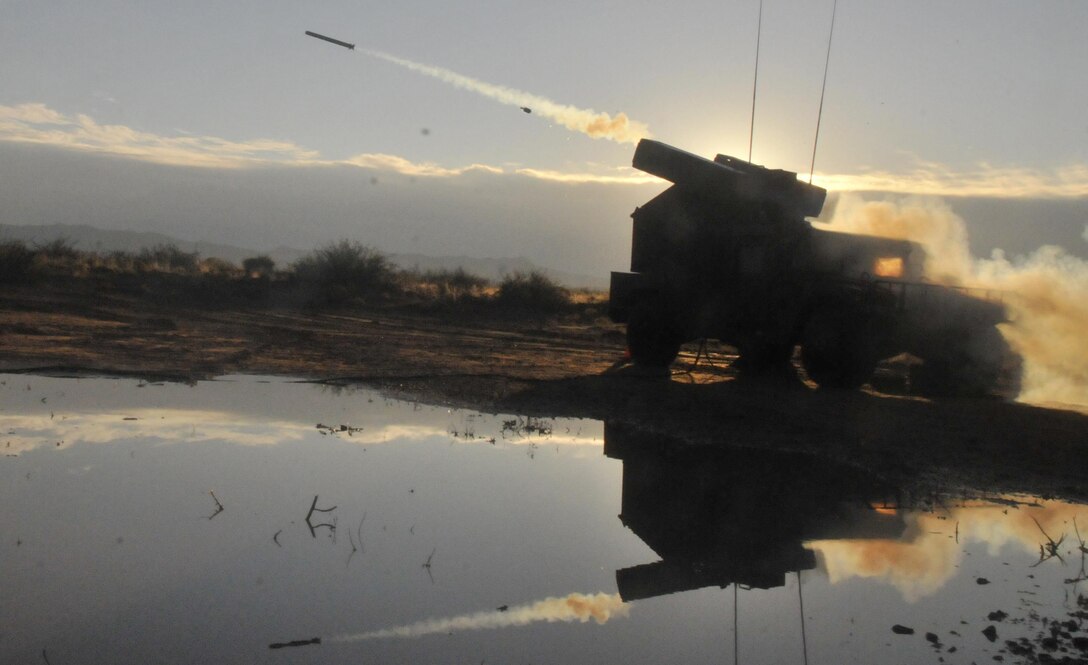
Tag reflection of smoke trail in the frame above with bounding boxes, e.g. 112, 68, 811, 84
828, 194, 1088, 408
361, 48, 649, 145
332, 592, 628, 642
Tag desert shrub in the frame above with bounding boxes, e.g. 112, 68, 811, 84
101, 250, 139, 273
242, 255, 276, 277
138, 244, 200, 273
199, 256, 239, 276
0, 240, 36, 283
494, 271, 570, 312
421, 267, 491, 301
35, 237, 81, 261
291, 240, 399, 303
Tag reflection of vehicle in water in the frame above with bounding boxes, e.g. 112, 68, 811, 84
605, 422, 905, 601
608, 139, 1015, 394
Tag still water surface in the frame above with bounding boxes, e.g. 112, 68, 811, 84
2, 374, 1085, 664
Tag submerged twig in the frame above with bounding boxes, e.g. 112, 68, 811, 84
305, 495, 337, 538
422, 547, 436, 584
206, 490, 225, 520
1030, 515, 1065, 567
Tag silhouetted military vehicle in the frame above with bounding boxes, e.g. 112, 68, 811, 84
609, 139, 1014, 393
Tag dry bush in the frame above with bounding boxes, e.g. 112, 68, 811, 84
291, 240, 400, 303
494, 271, 571, 313
137, 244, 200, 273
0, 240, 35, 283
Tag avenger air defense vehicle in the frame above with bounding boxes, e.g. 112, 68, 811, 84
609, 139, 1014, 394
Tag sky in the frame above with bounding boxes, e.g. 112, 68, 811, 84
1, 0, 1087, 276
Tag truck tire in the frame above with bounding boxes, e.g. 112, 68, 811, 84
627, 299, 682, 368
912, 325, 1015, 397
800, 309, 880, 390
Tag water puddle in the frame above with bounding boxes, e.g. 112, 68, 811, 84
2, 374, 1085, 664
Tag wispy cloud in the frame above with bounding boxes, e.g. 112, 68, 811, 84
343, 153, 502, 177
515, 167, 659, 185
0, 103, 318, 168
815, 159, 1088, 199
4, 103, 1086, 197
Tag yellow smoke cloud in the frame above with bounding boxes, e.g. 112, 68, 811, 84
825, 194, 1088, 408
808, 500, 1086, 602
332, 592, 628, 642
361, 49, 650, 145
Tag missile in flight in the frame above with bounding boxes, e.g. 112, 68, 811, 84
305, 30, 355, 51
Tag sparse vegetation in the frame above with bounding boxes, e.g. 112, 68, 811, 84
0, 235, 596, 318
138, 244, 201, 273
412, 267, 492, 303
495, 271, 571, 312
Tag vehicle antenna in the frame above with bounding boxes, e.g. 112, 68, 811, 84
808, 0, 837, 184
748, 0, 763, 163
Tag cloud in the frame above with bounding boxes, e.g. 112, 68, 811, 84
514, 167, 660, 185
815, 159, 1088, 199
0, 102, 319, 168
342, 153, 502, 177
6, 102, 1086, 200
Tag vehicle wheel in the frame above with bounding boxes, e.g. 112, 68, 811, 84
626, 299, 682, 368
912, 326, 1016, 397
800, 309, 880, 390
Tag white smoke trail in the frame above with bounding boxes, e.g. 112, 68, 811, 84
361, 48, 649, 145
828, 194, 1088, 408
331, 592, 628, 643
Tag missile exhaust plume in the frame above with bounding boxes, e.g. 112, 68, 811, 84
360, 48, 650, 145
828, 194, 1088, 409
331, 592, 628, 643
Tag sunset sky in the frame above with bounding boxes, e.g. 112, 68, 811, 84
2, 0, 1085, 274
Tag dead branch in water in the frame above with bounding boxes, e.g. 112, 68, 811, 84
305, 495, 337, 538
206, 490, 224, 520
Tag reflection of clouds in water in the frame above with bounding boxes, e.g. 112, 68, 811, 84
333, 592, 628, 642
0, 409, 449, 453
2, 408, 600, 454
807, 499, 1086, 602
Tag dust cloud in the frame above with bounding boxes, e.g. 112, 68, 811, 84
332, 592, 628, 642
808, 500, 1085, 602
361, 49, 649, 144
825, 194, 1088, 408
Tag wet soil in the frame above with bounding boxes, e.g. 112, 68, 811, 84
2, 276, 1086, 502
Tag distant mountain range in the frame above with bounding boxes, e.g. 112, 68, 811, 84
0, 223, 608, 290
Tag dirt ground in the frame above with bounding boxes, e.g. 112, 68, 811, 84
2, 276, 1086, 503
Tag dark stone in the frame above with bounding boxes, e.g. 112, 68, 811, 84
982, 625, 998, 642
987, 610, 1008, 621
892, 624, 915, 635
